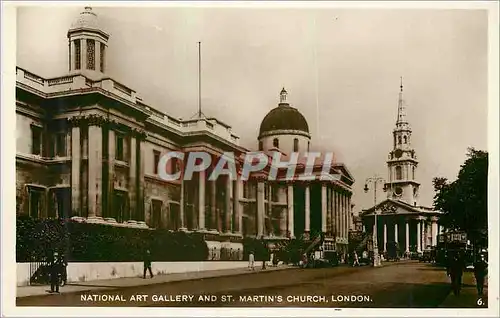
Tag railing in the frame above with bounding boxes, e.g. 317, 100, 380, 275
113, 82, 132, 96
29, 256, 50, 286
48, 76, 74, 86
23, 71, 44, 85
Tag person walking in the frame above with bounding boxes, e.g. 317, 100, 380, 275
143, 249, 154, 279
49, 251, 61, 293
447, 251, 466, 296
248, 251, 255, 270
59, 252, 68, 286
353, 251, 360, 267
473, 252, 488, 297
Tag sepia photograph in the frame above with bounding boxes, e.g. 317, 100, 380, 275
1, 1, 498, 317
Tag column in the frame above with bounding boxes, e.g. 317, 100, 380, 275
180, 179, 186, 230
224, 176, 232, 233
71, 123, 81, 216
198, 170, 206, 230
137, 133, 146, 221
70, 40, 75, 71
405, 220, 410, 252
431, 220, 438, 246
237, 178, 243, 234
232, 178, 241, 234
95, 41, 101, 73
383, 222, 387, 252
128, 136, 137, 221
87, 123, 103, 218
304, 185, 310, 234
257, 181, 265, 237
417, 220, 421, 252
394, 222, 398, 243
335, 190, 340, 237
279, 187, 287, 237
321, 184, 327, 233
210, 180, 217, 231
107, 128, 115, 219
81, 39, 87, 71
287, 184, 294, 238
342, 194, 346, 239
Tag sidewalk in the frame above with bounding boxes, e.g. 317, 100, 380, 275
17, 264, 293, 298
439, 271, 489, 308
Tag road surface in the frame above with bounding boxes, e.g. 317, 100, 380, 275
16, 261, 486, 308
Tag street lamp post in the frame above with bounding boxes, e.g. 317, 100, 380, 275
364, 175, 386, 267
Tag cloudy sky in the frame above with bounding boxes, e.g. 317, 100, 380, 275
16, 5, 488, 211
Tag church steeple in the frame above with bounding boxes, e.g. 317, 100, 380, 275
385, 79, 420, 206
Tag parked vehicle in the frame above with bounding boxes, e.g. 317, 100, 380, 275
419, 249, 432, 263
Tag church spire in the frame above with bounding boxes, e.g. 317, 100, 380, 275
396, 76, 407, 126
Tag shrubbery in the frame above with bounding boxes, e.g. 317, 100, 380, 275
242, 237, 269, 261
16, 216, 208, 262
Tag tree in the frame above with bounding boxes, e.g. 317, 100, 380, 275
433, 148, 488, 246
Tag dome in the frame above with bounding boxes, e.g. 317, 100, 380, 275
259, 103, 310, 138
69, 7, 108, 36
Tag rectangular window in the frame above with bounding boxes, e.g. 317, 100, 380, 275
31, 126, 42, 155
55, 133, 67, 157
116, 135, 124, 161
29, 190, 41, 218
100, 43, 105, 72
153, 150, 160, 175
74, 40, 81, 70
87, 39, 95, 70
151, 199, 162, 229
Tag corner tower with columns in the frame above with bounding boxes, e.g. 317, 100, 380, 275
360, 80, 443, 255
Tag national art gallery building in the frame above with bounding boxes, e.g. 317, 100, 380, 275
15, 7, 355, 254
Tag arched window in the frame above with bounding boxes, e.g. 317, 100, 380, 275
396, 166, 402, 180
307, 141, 310, 151
404, 136, 407, 144
412, 166, 415, 180
273, 138, 279, 148
398, 136, 402, 144
293, 138, 299, 152
258, 141, 263, 151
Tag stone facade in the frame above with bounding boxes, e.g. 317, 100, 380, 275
15, 7, 355, 252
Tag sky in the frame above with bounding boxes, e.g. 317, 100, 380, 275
16, 5, 489, 212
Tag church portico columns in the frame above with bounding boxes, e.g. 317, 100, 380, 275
224, 176, 232, 233
394, 222, 398, 243
405, 219, 410, 252
383, 221, 387, 252
431, 216, 438, 247
416, 219, 422, 252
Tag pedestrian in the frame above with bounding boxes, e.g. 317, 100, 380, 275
59, 252, 68, 286
473, 252, 488, 297
353, 251, 360, 267
447, 251, 465, 296
248, 251, 255, 270
49, 251, 61, 293
143, 249, 154, 279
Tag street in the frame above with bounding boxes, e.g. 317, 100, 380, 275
16, 261, 487, 308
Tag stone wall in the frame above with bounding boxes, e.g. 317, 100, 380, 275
17, 261, 251, 286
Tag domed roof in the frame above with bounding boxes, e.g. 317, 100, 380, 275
69, 7, 108, 37
259, 88, 310, 138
